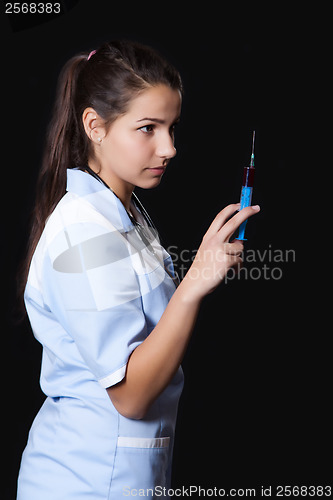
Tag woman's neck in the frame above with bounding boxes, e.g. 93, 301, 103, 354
87, 161, 134, 211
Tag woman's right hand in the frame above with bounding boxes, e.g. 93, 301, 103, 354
181, 203, 260, 302
108, 203, 260, 419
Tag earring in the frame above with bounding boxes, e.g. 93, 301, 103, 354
97, 137, 102, 143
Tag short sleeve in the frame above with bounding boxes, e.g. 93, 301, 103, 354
26, 220, 147, 389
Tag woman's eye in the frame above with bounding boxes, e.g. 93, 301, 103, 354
139, 125, 154, 133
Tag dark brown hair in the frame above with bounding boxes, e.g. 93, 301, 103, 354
19, 40, 182, 304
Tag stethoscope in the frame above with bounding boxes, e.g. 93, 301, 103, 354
81, 166, 179, 286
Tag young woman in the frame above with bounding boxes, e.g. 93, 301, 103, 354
17, 40, 259, 499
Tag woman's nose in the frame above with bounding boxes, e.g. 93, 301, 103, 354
156, 133, 177, 160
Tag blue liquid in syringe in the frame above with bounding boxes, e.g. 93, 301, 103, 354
237, 154, 255, 240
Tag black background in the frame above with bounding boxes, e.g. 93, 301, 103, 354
2, 1, 327, 498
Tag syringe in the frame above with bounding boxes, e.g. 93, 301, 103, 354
237, 131, 256, 241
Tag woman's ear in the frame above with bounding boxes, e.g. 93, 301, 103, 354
82, 107, 105, 145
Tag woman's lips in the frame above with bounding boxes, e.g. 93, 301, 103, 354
148, 166, 166, 175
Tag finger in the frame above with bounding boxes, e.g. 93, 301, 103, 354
224, 239, 244, 255
225, 254, 243, 268
218, 205, 260, 242
204, 203, 241, 239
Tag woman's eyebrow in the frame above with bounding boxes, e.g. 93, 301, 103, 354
136, 117, 166, 124
136, 116, 181, 124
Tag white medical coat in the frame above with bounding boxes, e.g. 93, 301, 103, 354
17, 168, 184, 499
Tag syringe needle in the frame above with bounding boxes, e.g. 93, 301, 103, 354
250, 130, 255, 167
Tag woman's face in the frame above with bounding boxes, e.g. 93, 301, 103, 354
91, 84, 181, 201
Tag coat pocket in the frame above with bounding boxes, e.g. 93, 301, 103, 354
109, 436, 170, 498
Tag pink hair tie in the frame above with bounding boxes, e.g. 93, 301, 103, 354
87, 50, 97, 61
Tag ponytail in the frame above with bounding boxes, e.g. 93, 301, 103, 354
36, 54, 87, 228
19, 54, 88, 299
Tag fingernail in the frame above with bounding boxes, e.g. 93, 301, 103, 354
251, 205, 260, 211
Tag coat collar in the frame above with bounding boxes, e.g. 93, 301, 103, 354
66, 168, 134, 232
